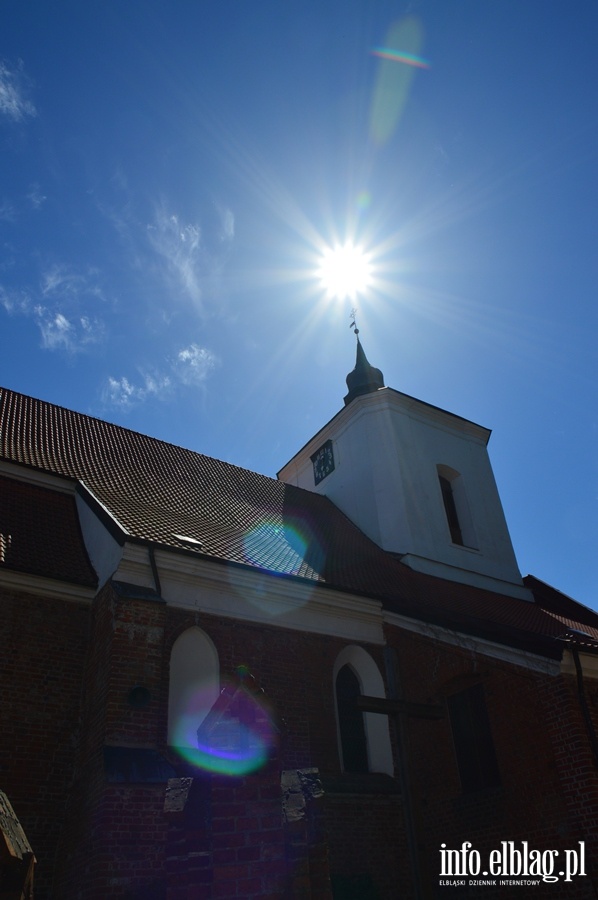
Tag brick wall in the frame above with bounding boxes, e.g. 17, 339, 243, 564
387, 623, 598, 899
164, 606, 406, 898
0, 586, 90, 898
10, 573, 597, 898
54, 591, 410, 897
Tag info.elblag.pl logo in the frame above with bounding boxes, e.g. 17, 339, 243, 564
439, 841, 587, 885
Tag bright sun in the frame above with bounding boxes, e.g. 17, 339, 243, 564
317, 242, 372, 300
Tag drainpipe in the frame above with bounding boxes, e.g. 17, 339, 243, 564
148, 544, 162, 597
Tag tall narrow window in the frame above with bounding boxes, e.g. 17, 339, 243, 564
336, 665, 369, 773
439, 474, 464, 545
448, 684, 501, 793
437, 465, 477, 549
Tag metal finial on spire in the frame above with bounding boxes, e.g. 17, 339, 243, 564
343, 315, 384, 406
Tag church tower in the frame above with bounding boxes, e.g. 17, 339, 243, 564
278, 335, 529, 601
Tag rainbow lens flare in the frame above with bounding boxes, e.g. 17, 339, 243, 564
172, 681, 276, 777
243, 519, 308, 575
356, 190, 372, 211
371, 48, 430, 69
369, 16, 427, 145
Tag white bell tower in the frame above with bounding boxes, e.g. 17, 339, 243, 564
278, 336, 529, 601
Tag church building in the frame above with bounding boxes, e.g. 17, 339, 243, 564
1, 341, 597, 899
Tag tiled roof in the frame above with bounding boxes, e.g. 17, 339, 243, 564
0, 387, 413, 600
1, 386, 597, 655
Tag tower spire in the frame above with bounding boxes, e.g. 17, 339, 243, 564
343, 312, 384, 406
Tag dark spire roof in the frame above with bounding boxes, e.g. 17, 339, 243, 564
343, 337, 385, 406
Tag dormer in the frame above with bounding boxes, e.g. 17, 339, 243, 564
278, 340, 530, 601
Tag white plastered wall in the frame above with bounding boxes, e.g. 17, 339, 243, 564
279, 389, 530, 599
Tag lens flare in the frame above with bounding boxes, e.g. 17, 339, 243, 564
170, 683, 220, 748
356, 190, 372, 211
370, 16, 426, 145
174, 734, 269, 776
243, 519, 308, 575
371, 48, 430, 69
172, 681, 275, 776
228, 514, 325, 615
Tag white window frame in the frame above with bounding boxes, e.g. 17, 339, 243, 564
168, 626, 220, 749
333, 645, 394, 776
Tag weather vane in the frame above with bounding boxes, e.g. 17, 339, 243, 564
349, 308, 359, 337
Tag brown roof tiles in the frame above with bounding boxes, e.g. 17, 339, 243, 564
2, 386, 597, 656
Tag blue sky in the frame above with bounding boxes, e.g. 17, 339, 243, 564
1, 1, 597, 609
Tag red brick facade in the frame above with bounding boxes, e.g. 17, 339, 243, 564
0, 588, 90, 897
50, 585, 407, 897
385, 624, 598, 898
4, 573, 598, 898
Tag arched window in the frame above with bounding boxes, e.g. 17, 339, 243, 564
333, 646, 393, 776
437, 465, 477, 549
168, 627, 220, 749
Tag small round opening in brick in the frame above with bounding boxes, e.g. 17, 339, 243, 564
128, 685, 152, 708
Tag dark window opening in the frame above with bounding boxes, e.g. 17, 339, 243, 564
439, 474, 464, 546
448, 683, 501, 793
336, 665, 368, 773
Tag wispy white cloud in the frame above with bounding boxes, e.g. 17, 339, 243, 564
41, 264, 84, 298
104, 342, 218, 409
218, 204, 235, 242
103, 372, 172, 408
1, 263, 108, 353
0, 60, 36, 121
33, 305, 105, 352
104, 377, 139, 407
174, 343, 218, 385
0, 185, 45, 224
147, 209, 204, 308
27, 183, 46, 209
0, 285, 30, 314
40, 263, 109, 305
97, 182, 235, 320
34, 308, 73, 350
